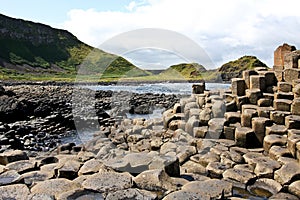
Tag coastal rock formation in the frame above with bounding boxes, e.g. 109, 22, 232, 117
1, 44, 300, 199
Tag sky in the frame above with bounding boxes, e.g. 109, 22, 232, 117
1, 0, 300, 69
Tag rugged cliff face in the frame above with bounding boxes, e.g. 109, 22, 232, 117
0, 14, 148, 80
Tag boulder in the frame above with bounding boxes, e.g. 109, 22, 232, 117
180, 160, 207, 175
78, 159, 104, 176
270, 192, 299, 200
133, 169, 176, 192
252, 156, 281, 178
106, 188, 157, 200
21, 170, 53, 186
211, 100, 226, 118
269, 146, 292, 160
199, 108, 212, 125
247, 178, 282, 197
0, 170, 22, 186
0, 150, 28, 165
274, 160, 300, 185
287, 133, 300, 158
58, 189, 105, 200
182, 179, 233, 199
263, 135, 287, 153
31, 178, 80, 198
162, 190, 209, 200
192, 83, 205, 94
0, 184, 30, 200
223, 168, 256, 188
288, 180, 300, 198
82, 172, 133, 193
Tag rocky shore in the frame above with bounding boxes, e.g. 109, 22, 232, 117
0, 84, 180, 151
0, 44, 300, 199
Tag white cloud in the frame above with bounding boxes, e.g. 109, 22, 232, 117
62, 0, 300, 69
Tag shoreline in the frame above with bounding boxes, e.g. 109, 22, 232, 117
0, 79, 230, 86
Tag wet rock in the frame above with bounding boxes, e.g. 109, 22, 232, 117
0, 150, 28, 165
106, 188, 157, 200
31, 178, 80, 198
0, 184, 30, 200
182, 179, 233, 199
82, 172, 133, 193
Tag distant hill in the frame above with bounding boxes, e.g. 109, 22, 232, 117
218, 56, 268, 81
0, 14, 148, 81
160, 63, 206, 78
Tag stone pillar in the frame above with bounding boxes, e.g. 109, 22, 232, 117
246, 89, 262, 104
250, 75, 266, 91
284, 50, 300, 69
192, 83, 205, 94
252, 117, 272, 146
274, 43, 296, 70
241, 109, 257, 127
231, 78, 246, 96
291, 98, 300, 115
235, 127, 257, 148
284, 68, 300, 83
243, 70, 258, 89
273, 99, 292, 112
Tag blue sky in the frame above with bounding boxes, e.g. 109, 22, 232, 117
1, 0, 300, 69
0, 0, 134, 24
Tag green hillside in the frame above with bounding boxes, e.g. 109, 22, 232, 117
218, 56, 268, 81
0, 14, 148, 81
